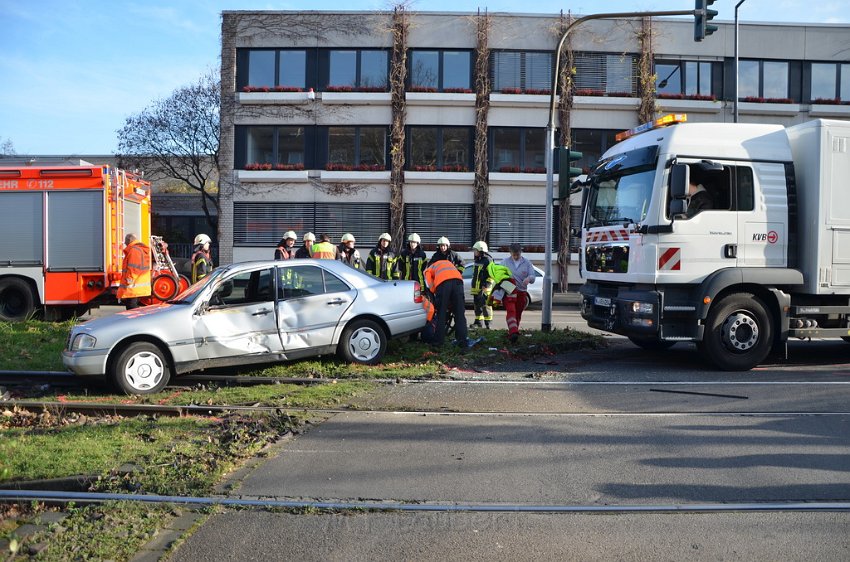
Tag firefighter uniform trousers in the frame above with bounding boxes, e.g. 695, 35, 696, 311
434, 278, 468, 347
473, 292, 493, 325
504, 289, 529, 336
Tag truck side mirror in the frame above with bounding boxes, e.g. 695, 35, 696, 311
669, 164, 689, 218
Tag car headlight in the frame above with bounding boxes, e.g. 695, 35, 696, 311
71, 333, 97, 351
631, 302, 654, 314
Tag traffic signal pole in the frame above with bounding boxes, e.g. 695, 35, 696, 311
542, 8, 699, 332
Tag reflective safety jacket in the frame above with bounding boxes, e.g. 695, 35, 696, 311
311, 241, 338, 259
471, 252, 494, 295
366, 246, 399, 280
191, 249, 213, 284
422, 294, 436, 322
337, 245, 363, 269
424, 259, 463, 293
399, 246, 428, 286
117, 241, 152, 299
274, 242, 296, 260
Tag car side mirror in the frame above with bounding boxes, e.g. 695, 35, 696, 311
669, 164, 689, 219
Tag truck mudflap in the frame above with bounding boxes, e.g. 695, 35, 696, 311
579, 283, 662, 337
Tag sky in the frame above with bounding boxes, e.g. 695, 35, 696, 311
1, 0, 847, 155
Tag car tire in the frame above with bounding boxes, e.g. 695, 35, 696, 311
628, 336, 677, 351
0, 277, 36, 322
338, 319, 387, 365
109, 341, 171, 395
697, 292, 773, 371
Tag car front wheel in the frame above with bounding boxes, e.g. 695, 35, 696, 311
338, 319, 387, 365
109, 341, 171, 395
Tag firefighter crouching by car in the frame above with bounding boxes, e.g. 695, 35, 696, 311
191, 233, 213, 284
418, 288, 438, 344
311, 233, 338, 259
337, 233, 363, 269
399, 233, 427, 286
295, 232, 315, 258
423, 260, 475, 350
366, 233, 399, 280
470, 241, 494, 329
116, 233, 151, 310
274, 230, 298, 260
427, 236, 464, 272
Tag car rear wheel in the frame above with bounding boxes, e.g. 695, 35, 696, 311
338, 319, 387, 365
698, 293, 773, 371
109, 341, 171, 395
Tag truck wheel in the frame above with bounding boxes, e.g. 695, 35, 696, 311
109, 341, 171, 395
628, 336, 677, 351
698, 293, 773, 371
0, 277, 36, 322
338, 319, 387, 365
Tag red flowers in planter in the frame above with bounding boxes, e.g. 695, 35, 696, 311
242, 85, 306, 93
244, 162, 304, 171
325, 163, 385, 171
325, 85, 387, 93
443, 87, 474, 93
523, 88, 551, 95
742, 96, 794, 104
657, 93, 717, 101
410, 165, 469, 172
574, 88, 605, 96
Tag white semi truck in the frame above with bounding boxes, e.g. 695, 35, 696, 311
578, 117, 850, 370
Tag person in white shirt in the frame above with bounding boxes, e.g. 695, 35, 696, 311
501, 243, 536, 343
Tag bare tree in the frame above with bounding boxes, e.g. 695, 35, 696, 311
117, 71, 220, 242
0, 137, 15, 156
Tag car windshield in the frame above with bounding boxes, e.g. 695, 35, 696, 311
169, 268, 226, 304
585, 168, 655, 228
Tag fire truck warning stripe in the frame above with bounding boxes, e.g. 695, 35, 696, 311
658, 247, 681, 271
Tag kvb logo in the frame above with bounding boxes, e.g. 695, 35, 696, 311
752, 231, 779, 243
767, 230, 778, 244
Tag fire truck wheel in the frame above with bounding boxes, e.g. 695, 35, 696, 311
109, 341, 171, 395
627, 336, 677, 351
0, 277, 36, 322
698, 292, 773, 371
151, 274, 179, 302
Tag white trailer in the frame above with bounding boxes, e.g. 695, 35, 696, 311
578, 117, 850, 370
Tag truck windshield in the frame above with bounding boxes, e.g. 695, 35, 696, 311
585, 168, 655, 228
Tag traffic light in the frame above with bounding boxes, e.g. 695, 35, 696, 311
694, 0, 718, 42
556, 146, 583, 199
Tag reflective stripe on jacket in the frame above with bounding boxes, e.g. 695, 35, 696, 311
422, 296, 435, 322
366, 247, 399, 280
191, 251, 212, 284
399, 247, 427, 286
117, 241, 152, 299
424, 260, 463, 292
471, 253, 493, 295
311, 242, 337, 259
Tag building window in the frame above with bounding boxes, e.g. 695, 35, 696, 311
574, 53, 637, 96
491, 128, 546, 173
489, 205, 557, 252
409, 50, 472, 92
326, 127, 387, 170
238, 49, 311, 92
405, 204, 474, 249
237, 126, 308, 170
234, 202, 390, 246
655, 60, 717, 100
408, 127, 472, 172
739, 59, 792, 102
570, 129, 619, 174
491, 51, 553, 94
809, 62, 850, 103
324, 49, 388, 92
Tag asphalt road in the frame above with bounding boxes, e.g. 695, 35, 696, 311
170, 336, 850, 561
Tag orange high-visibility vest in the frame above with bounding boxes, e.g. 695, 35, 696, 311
116, 241, 152, 299
424, 260, 462, 292
311, 241, 337, 259
422, 297, 435, 322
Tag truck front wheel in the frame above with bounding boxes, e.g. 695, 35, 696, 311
698, 293, 773, 371
0, 277, 36, 322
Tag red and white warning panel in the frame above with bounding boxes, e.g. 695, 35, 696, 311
658, 247, 681, 271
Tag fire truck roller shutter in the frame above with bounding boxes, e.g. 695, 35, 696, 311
0, 192, 43, 265
47, 191, 104, 270
124, 200, 142, 244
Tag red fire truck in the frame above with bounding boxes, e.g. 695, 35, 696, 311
0, 164, 187, 321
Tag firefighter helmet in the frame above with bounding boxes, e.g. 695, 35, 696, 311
378, 232, 392, 242
193, 234, 211, 246
303, 232, 316, 242
437, 236, 450, 246
472, 241, 488, 253
407, 233, 421, 243
283, 230, 297, 241
341, 233, 356, 243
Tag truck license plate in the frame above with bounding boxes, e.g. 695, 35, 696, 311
594, 297, 611, 307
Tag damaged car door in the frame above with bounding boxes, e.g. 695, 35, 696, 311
276, 264, 355, 355
193, 266, 284, 365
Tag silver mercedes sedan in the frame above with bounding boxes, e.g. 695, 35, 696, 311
63, 259, 426, 395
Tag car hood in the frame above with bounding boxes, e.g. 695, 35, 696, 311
70, 303, 193, 342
